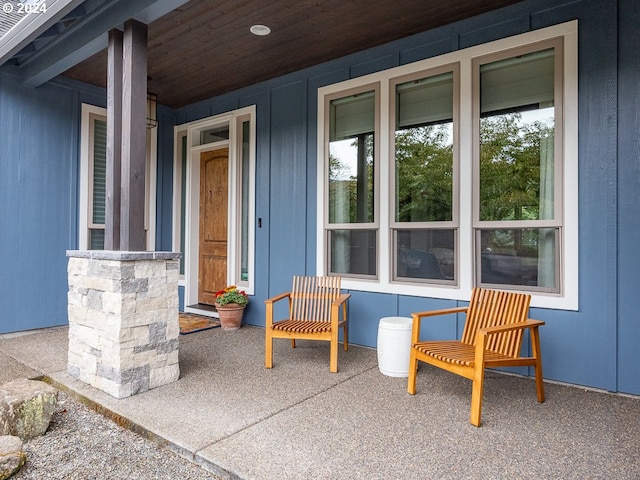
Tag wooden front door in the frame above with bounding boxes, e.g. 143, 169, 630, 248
198, 148, 229, 305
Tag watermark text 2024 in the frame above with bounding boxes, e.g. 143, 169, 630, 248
2, 2, 47, 14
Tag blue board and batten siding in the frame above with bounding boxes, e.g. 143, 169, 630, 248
0, 70, 104, 333
0, 0, 638, 395
617, 0, 640, 395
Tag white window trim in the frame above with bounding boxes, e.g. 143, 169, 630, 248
79, 103, 157, 251
317, 21, 578, 310
172, 106, 256, 310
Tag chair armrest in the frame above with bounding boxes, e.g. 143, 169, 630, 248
265, 292, 291, 329
264, 292, 290, 304
412, 306, 468, 320
473, 319, 545, 366
332, 293, 351, 306
411, 306, 468, 344
331, 293, 350, 326
476, 319, 545, 336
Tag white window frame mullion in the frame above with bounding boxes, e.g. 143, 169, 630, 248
458, 57, 475, 297
378, 82, 391, 285
562, 25, 579, 311
317, 97, 327, 275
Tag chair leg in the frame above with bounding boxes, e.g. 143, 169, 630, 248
407, 347, 418, 395
531, 327, 545, 402
343, 304, 349, 351
291, 339, 296, 348
470, 334, 488, 427
330, 334, 339, 373
265, 330, 273, 369
343, 324, 348, 351
534, 363, 545, 403
470, 366, 485, 427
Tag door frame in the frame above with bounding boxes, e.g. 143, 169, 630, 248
176, 107, 256, 317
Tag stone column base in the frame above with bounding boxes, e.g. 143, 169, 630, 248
66, 250, 181, 399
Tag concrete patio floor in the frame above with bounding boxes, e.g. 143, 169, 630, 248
1, 324, 639, 479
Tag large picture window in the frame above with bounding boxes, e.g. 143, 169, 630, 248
317, 21, 578, 309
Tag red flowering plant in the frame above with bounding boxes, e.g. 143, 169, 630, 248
214, 285, 249, 307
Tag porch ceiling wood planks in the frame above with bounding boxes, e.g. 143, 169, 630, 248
60, 0, 523, 108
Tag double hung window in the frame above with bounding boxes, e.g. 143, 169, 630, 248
327, 87, 378, 277
392, 67, 458, 284
475, 44, 561, 292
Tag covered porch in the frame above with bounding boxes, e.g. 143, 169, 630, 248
1, 325, 638, 479
1, 3, 640, 469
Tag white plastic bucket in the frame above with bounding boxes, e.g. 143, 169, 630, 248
377, 316, 413, 377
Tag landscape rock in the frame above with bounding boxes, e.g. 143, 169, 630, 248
0, 435, 26, 480
0, 379, 58, 441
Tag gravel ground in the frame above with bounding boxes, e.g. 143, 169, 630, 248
12, 392, 223, 480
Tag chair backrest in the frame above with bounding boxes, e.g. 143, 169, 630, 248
290, 276, 341, 322
460, 288, 531, 357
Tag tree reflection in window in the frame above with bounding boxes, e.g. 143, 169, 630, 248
479, 111, 555, 222
395, 124, 453, 223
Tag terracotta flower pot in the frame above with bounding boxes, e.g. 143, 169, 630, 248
214, 303, 245, 330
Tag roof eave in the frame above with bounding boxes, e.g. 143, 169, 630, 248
0, 0, 83, 66
0, 0, 188, 86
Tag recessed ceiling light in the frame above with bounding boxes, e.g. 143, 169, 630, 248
250, 24, 271, 36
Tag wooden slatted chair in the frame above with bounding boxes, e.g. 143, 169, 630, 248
407, 287, 545, 426
265, 276, 350, 373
